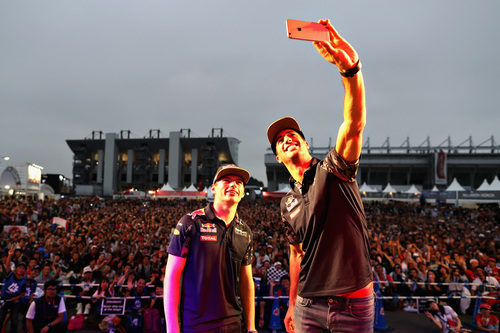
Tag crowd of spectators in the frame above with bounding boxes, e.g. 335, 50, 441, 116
0, 196, 499, 332
367, 202, 500, 315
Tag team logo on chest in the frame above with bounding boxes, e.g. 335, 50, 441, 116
200, 223, 217, 233
7, 283, 20, 294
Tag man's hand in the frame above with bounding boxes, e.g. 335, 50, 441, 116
8, 244, 16, 257
313, 19, 359, 72
269, 280, 277, 288
284, 305, 295, 332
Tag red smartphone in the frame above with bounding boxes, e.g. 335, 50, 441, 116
286, 19, 330, 42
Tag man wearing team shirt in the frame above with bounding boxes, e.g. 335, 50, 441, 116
266, 18, 373, 332
0, 248, 28, 333
164, 164, 256, 333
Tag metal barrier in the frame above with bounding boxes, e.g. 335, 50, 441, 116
1, 281, 499, 301
1, 280, 498, 288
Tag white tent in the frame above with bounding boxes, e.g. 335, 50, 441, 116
160, 183, 175, 191
359, 182, 375, 193
489, 176, 500, 191
382, 183, 397, 193
430, 185, 440, 192
476, 179, 491, 191
404, 184, 421, 194
446, 178, 465, 192
185, 184, 198, 192
206, 187, 214, 200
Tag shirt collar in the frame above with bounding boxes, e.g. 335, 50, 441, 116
288, 157, 320, 189
205, 203, 240, 226
204, 203, 216, 220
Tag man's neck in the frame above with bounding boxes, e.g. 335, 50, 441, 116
284, 155, 313, 184
212, 201, 238, 225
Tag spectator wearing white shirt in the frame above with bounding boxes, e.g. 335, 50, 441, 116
26, 280, 66, 333
472, 266, 499, 295
424, 301, 461, 333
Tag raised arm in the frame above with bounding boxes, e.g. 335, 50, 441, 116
5, 245, 15, 274
164, 254, 186, 333
313, 19, 366, 162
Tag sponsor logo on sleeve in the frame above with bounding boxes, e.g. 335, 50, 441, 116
173, 229, 180, 235
285, 196, 299, 212
200, 235, 217, 241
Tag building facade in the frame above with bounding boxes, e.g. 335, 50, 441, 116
0, 163, 44, 197
66, 129, 240, 196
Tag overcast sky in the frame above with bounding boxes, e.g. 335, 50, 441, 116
1, 0, 499, 185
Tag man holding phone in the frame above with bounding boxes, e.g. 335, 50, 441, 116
267, 19, 373, 332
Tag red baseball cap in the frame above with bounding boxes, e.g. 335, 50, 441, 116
480, 303, 492, 310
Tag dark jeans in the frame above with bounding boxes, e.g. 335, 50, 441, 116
294, 294, 375, 333
0, 300, 22, 333
183, 321, 242, 333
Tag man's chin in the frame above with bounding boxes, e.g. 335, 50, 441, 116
223, 194, 242, 203
282, 150, 302, 162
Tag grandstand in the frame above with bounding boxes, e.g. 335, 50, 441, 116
265, 136, 500, 192
66, 129, 240, 196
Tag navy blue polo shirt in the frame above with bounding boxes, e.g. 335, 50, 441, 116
168, 204, 253, 331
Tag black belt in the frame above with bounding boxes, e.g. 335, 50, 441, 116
303, 295, 373, 311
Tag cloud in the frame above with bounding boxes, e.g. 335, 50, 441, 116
1, 0, 499, 184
